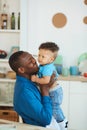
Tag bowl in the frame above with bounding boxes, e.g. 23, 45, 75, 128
0, 50, 7, 58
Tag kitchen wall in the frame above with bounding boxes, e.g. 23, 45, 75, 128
21, 0, 87, 67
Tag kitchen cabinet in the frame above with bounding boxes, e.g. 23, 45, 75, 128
0, 0, 20, 106
69, 81, 87, 130
0, 0, 31, 122
58, 79, 87, 130
0, 59, 16, 107
0, 0, 20, 54
0, 0, 20, 122
0, 106, 19, 122
0, 0, 28, 105
58, 80, 70, 120
0, 30, 20, 54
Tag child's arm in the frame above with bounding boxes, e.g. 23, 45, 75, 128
31, 75, 51, 84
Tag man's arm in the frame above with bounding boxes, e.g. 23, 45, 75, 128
21, 87, 52, 126
20, 73, 56, 126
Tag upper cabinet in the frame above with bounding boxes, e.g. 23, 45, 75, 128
0, 0, 20, 58
0, 0, 20, 106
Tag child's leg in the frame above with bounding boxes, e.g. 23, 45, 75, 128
58, 118, 68, 130
49, 85, 65, 122
49, 85, 68, 130
46, 116, 60, 130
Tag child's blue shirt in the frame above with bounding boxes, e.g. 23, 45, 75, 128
38, 63, 58, 78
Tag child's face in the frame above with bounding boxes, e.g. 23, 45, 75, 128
38, 49, 54, 65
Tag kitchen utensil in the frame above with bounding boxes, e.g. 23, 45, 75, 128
0, 50, 7, 58
70, 66, 79, 75
55, 64, 63, 74
62, 67, 69, 76
78, 59, 87, 74
78, 52, 87, 65
54, 55, 63, 65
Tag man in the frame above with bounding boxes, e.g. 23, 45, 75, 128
9, 51, 54, 127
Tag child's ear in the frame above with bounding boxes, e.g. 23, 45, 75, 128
18, 67, 25, 73
50, 57, 54, 62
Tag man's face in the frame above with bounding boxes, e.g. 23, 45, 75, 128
20, 52, 39, 75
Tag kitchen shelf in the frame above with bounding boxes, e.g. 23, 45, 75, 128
0, 78, 15, 83
0, 29, 20, 33
0, 103, 13, 107
0, 59, 11, 70
0, 59, 8, 62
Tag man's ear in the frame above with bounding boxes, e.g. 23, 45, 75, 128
18, 67, 25, 73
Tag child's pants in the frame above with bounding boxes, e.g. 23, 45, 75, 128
46, 116, 60, 130
58, 118, 68, 130
46, 117, 68, 130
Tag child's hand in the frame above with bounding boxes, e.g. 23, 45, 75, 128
31, 75, 37, 82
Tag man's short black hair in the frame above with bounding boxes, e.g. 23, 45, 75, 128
9, 51, 24, 73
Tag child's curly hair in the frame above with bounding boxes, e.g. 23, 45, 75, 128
39, 42, 59, 59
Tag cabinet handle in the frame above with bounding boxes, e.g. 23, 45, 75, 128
2, 112, 9, 115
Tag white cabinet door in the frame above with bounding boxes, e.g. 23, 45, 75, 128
58, 80, 69, 120
69, 81, 87, 130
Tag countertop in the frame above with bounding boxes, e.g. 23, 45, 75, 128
0, 119, 55, 130
58, 75, 87, 82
